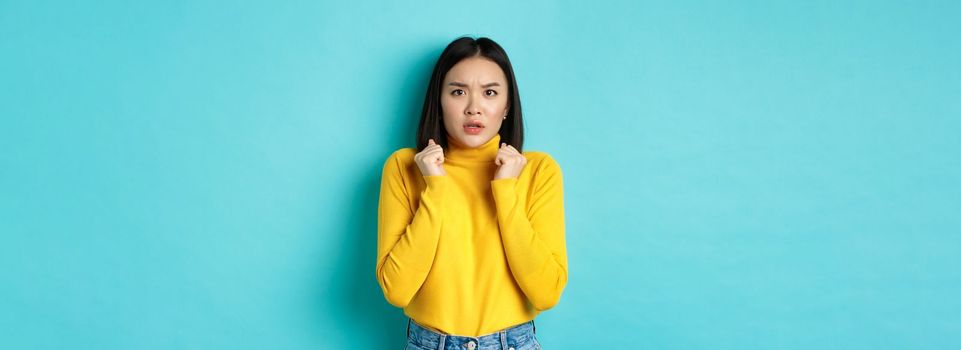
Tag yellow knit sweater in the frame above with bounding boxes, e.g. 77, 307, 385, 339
376, 132, 568, 336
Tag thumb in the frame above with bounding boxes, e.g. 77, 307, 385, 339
428, 139, 435, 145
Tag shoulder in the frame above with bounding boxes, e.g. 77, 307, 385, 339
522, 150, 563, 174
381, 147, 418, 172
389, 147, 418, 162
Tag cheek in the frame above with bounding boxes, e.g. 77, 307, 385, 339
485, 97, 506, 109
488, 114, 505, 129
495, 116, 506, 127
439, 98, 457, 128
440, 96, 460, 116
488, 97, 509, 114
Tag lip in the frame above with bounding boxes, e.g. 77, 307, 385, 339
463, 124, 484, 135
463, 120, 485, 135
463, 120, 486, 128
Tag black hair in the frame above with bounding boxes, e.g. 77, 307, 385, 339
415, 36, 524, 152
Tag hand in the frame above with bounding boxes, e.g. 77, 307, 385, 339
494, 142, 527, 180
414, 139, 447, 176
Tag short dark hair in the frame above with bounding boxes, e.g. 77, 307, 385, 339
415, 36, 524, 152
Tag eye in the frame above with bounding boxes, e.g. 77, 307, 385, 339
451, 89, 465, 96
485, 89, 498, 96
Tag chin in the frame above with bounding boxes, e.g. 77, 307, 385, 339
466, 133, 492, 144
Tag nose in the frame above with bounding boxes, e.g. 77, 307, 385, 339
465, 96, 482, 116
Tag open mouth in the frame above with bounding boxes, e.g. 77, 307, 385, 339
463, 120, 485, 134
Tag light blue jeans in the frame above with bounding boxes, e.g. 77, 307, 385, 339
405, 318, 542, 350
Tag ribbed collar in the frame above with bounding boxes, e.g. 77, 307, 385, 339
445, 133, 501, 163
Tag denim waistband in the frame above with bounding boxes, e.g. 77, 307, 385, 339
406, 318, 537, 350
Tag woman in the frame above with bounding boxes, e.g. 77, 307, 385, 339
377, 36, 568, 350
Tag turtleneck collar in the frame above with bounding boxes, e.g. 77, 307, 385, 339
446, 133, 501, 163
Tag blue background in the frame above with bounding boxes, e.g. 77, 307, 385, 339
2, 1, 959, 349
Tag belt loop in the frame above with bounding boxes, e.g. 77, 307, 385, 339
437, 334, 447, 350
500, 331, 508, 350
531, 319, 536, 334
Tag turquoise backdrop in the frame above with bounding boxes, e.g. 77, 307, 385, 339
2, 1, 959, 349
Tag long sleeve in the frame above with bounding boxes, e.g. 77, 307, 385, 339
376, 151, 449, 308
490, 154, 568, 311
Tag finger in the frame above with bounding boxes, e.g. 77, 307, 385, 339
428, 147, 444, 157
494, 153, 503, 166
428, 149, 444, 161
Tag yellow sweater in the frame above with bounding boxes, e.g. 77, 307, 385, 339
376, 132, 568, 336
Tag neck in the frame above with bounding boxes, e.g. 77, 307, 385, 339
446, 133, 501, 163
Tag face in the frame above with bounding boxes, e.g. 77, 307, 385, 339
441, 56, 510, 148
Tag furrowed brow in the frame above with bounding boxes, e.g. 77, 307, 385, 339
447, 81, 502, 88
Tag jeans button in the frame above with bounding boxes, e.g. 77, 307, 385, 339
466, 340, 476, 349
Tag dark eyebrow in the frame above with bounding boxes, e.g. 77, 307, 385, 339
447, 81, 502, 88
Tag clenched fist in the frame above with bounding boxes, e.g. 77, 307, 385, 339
415, 138, 447, 177
494, 142, 527, 180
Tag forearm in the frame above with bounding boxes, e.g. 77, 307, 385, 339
377, 175, 449, 307
491, 177, 568, 310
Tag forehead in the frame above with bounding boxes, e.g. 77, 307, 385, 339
443, 57, 507, 83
